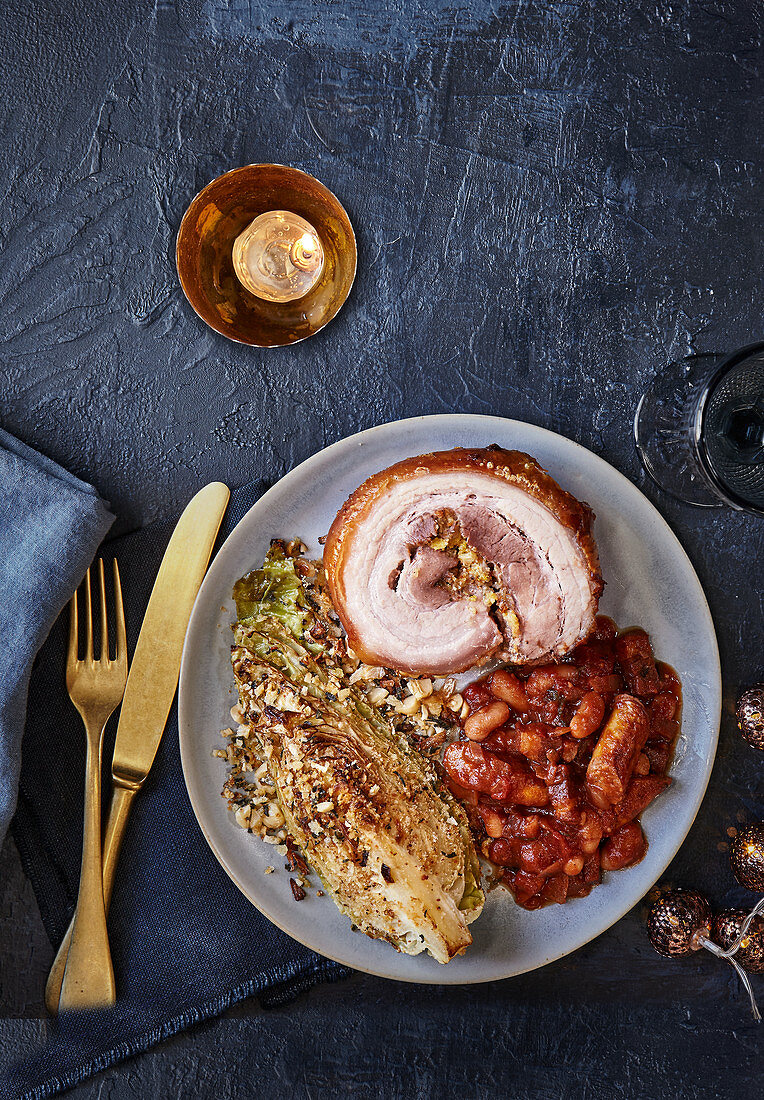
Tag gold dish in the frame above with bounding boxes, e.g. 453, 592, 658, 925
176, 165, 356, 347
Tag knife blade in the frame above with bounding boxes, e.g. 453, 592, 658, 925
45, 481, 229, 1014
111, 480, 230, 789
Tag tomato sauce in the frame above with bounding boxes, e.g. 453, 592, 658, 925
442, 617, 682, 909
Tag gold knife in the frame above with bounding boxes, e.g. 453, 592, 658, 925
46, 481, 230, 1013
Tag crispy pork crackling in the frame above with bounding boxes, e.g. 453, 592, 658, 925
323, 446, 603, 676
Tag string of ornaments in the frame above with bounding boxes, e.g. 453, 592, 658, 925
646, 685, 764, 1019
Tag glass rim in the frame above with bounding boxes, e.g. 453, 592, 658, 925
694, 340, 764, 517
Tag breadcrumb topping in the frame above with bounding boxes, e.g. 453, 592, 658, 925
217, 538, 467, 889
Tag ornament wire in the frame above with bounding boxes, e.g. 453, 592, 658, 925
700, 936, 761, 1022
716, 896, 764, 958
697, 897, 764, 1022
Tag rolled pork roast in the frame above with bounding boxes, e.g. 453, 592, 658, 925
323, 446, 603, 676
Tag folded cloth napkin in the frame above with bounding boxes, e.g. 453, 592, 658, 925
0, 429, 115, 849
4, 470, 348, 1100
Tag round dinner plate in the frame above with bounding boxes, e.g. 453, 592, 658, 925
178, 415, 721, 983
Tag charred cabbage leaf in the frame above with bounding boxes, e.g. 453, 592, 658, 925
233, 544, 308, 640
231, 544, 484, 963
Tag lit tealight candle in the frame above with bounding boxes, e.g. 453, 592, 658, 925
232, 210, 324, 303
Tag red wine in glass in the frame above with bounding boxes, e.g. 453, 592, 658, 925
635, 343, 764, 515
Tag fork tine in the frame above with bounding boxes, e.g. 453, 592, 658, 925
98, 558, 108, 661
84, 567, 93, 662
113, 559, 127, 672
67, 588, 79, 676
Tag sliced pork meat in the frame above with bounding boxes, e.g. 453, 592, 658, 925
323, 446, 603, 676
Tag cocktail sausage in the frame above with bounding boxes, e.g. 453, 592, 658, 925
585, 694, 649, 809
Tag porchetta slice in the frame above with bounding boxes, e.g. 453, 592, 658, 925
323, 446, 603, 676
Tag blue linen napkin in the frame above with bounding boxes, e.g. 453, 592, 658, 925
4, 471, 348, 1100
0, 429, 115, 848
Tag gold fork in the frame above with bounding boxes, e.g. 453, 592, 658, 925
55, 559, 127, 1012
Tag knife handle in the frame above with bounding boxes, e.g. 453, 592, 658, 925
45, 784, 137, 1015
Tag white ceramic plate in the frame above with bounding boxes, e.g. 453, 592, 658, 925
178, 415, 721, 983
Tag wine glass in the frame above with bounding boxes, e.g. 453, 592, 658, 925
634, 342, 764, 515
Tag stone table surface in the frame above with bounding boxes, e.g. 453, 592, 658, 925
1, 0, 762, 1096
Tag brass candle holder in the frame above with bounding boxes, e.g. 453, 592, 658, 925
176, 165, 356, 347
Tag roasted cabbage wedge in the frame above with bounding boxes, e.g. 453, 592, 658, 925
230, 543, 484, 963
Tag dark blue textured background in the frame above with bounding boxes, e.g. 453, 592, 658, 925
1, 0, 762, 1096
